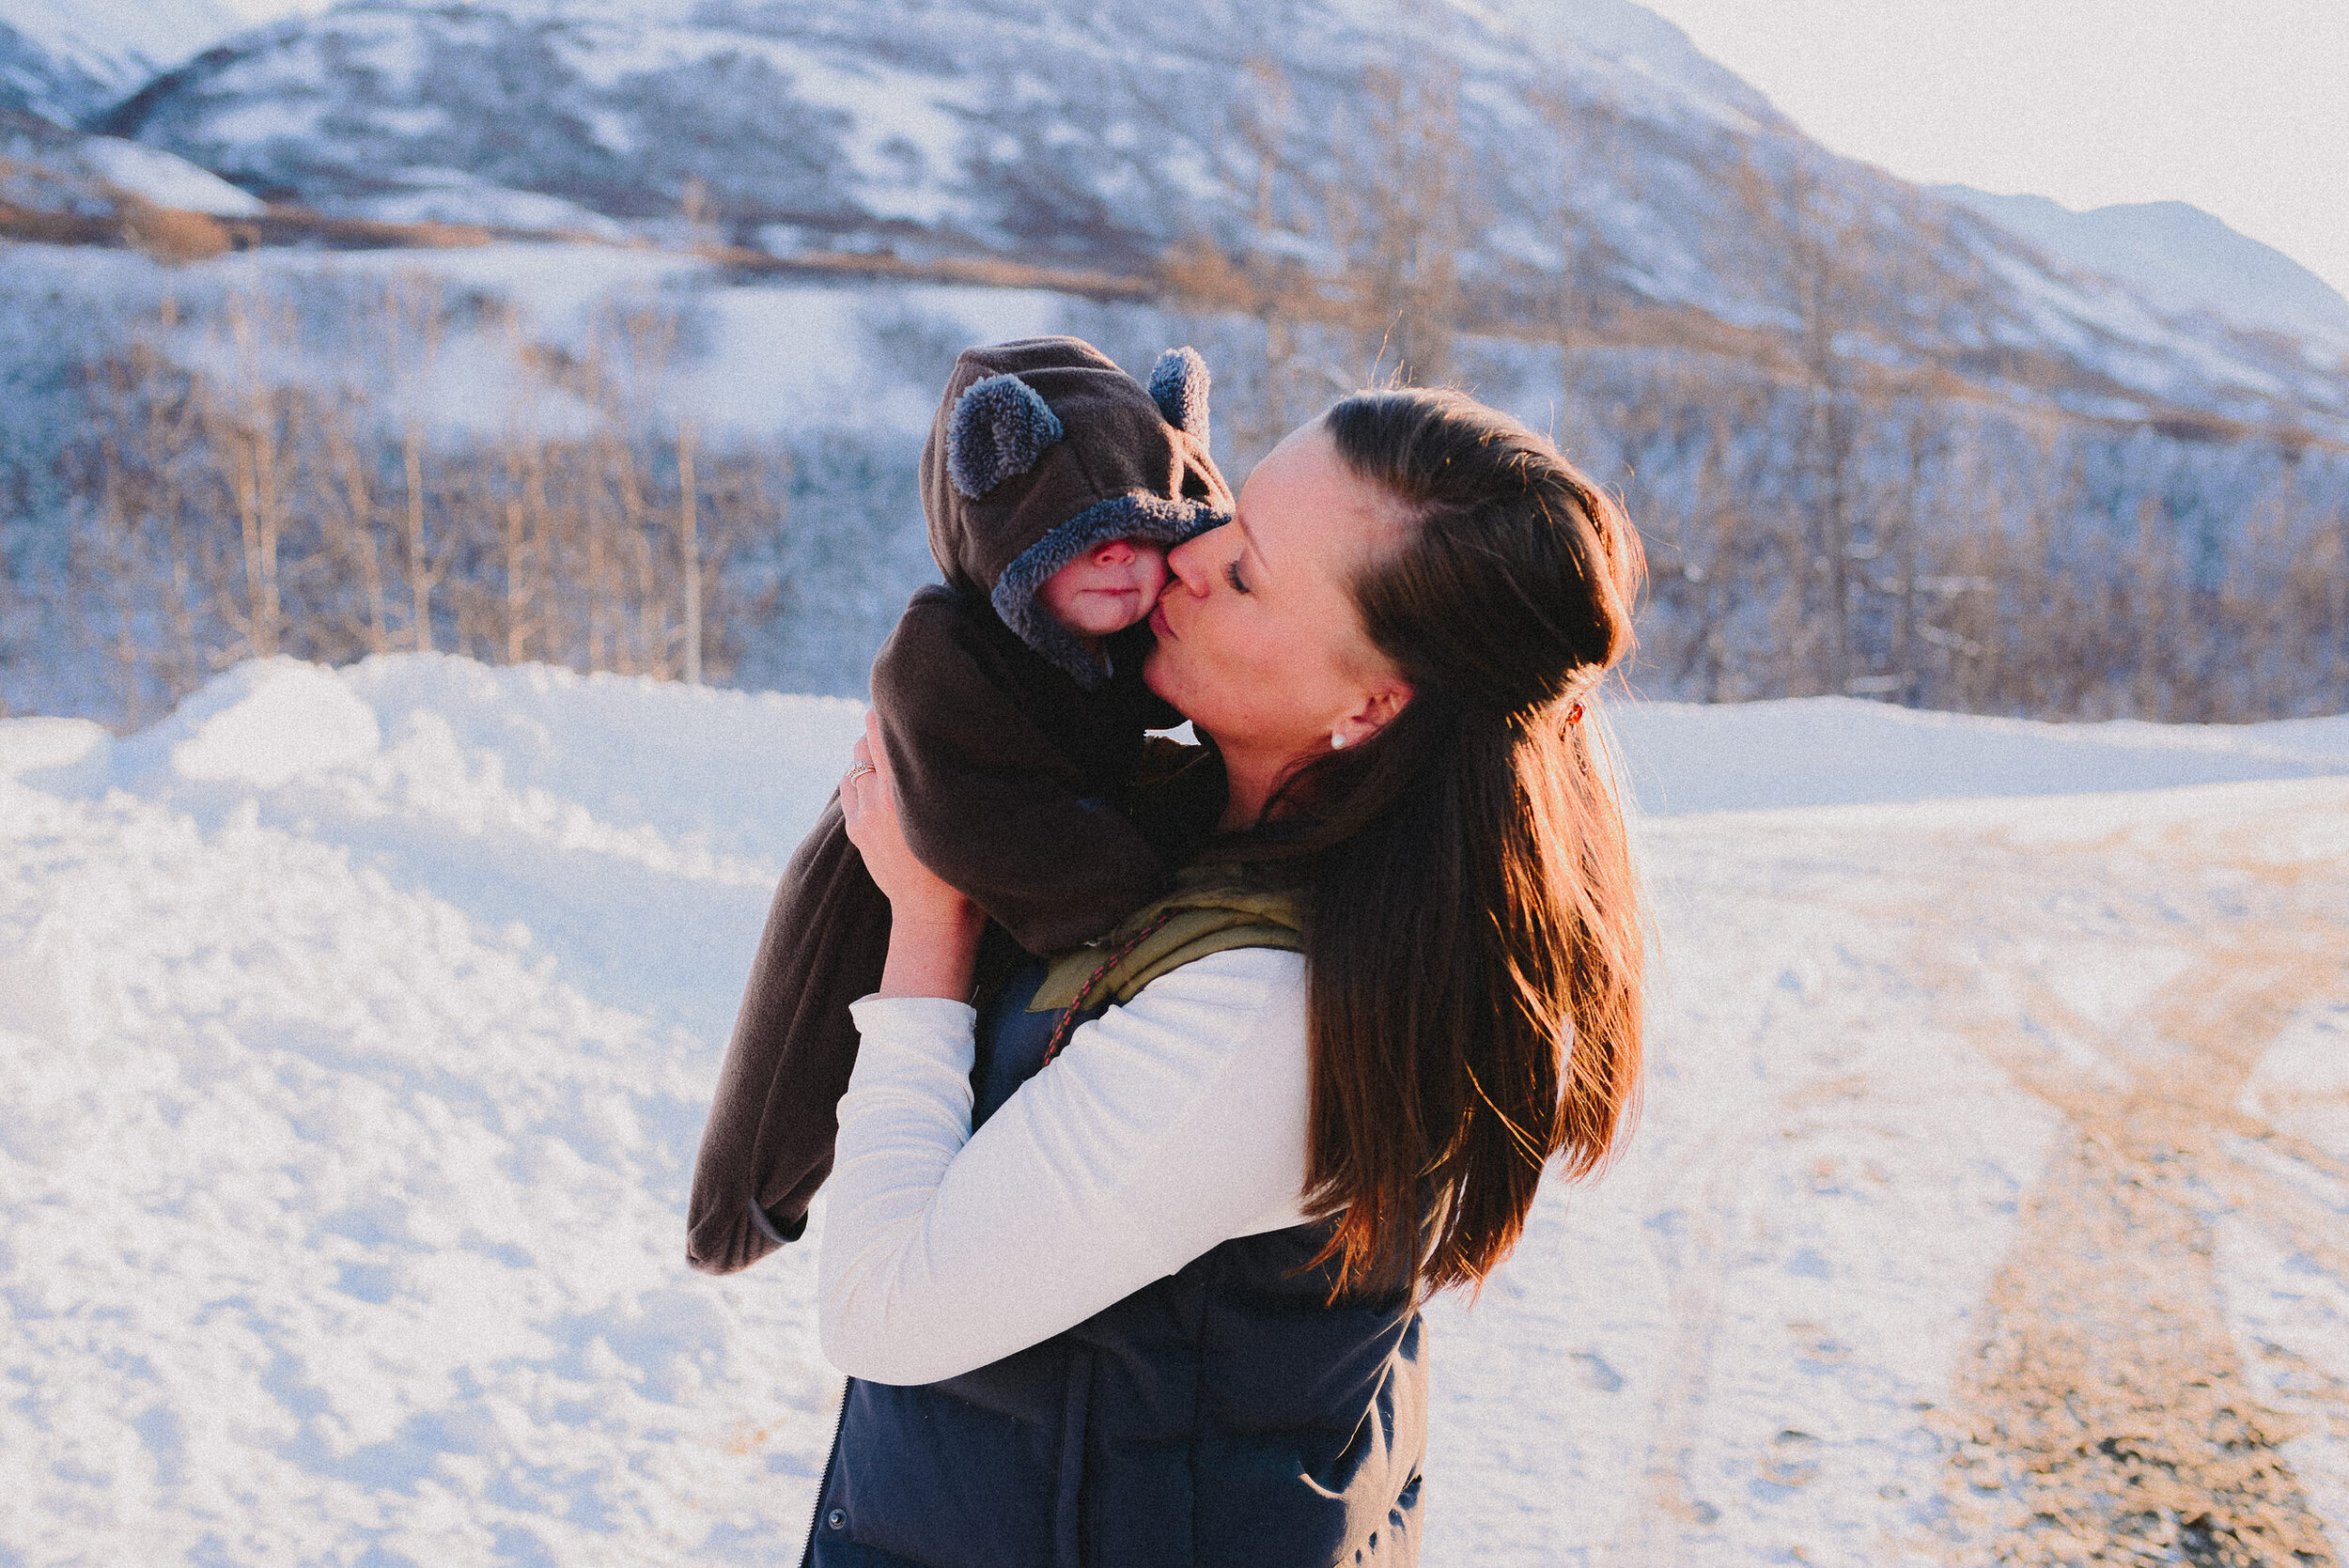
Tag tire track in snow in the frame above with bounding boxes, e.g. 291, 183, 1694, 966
1622, 1094, 1769, 1557
1920, 825, 2349, 1567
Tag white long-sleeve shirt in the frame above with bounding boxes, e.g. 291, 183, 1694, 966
817, 946, 1314, 1386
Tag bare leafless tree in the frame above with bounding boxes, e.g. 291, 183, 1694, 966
58, 280, 786, 727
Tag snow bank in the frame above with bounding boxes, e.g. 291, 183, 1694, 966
76, 135, 267, 218
4, 659, 2344, 1565
132, 659, 382, 788
1610, 694, 2349, 815
352, 169, 631, 239
66, 655, 867, 1047
68, 654, 862, 865
0, 714, 111, 791
2, 656, 862, 1565
0, 785, 832, 1565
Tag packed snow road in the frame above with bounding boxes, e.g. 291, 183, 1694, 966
4, 656, 2345, 1566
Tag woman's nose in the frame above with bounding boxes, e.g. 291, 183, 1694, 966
1164, 536, 1211, 594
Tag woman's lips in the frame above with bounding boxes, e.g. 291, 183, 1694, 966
1148, 601, 1173, 638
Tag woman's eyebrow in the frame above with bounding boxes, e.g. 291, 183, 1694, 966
1232, 514, 1268, 573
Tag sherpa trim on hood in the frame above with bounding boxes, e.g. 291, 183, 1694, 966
992, 491, 1221, 689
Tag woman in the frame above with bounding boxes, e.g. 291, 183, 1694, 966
817, 386, 1646, 1566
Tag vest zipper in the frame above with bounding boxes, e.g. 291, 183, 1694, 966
798, 1379, 851, 1567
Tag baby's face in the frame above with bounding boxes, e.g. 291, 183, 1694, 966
1036, 537, 1169, 640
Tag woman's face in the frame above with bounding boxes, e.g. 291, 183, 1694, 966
1145, 420, 1411, 770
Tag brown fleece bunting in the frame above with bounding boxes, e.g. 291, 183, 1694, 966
685, 335, 1234, 1275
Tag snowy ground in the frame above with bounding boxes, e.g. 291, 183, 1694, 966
4, 656, 2345, 1566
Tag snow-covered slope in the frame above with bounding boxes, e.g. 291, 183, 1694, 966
0, 123, 266, 214
6, 655, 2347, 1563
76, 132, 262, 213
1943, 186, 2349, 359
1477, 0, 1780, 131
0, 0, 235, 122
89, 0, 2349, 434
0, 105, 264, 230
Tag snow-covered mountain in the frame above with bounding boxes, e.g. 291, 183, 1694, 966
87, 0, 2349, 438
1941, 186, 2349, 359
12, 0, 2349, 724
0, 0, 236, 123
1476, 0, 1782, 130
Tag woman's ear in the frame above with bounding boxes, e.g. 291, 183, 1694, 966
1330, 678, 1412, 750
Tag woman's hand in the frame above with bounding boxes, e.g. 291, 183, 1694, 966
841, 710, 985, 1000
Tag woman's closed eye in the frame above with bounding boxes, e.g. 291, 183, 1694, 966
1223, 559, 1251, 595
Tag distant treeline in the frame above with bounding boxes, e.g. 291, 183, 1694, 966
1579, 351, 2349, 722
4, 268, 2345, 730
1150, 303, 2349, 723
1187, 315, 2349, 722
44, 281, 786, 730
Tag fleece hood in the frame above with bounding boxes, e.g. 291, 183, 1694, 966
918, 335, 1233, 688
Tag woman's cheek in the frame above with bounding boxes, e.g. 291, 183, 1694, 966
1151, 629, 1221, 720
1142, 638, 1179, 704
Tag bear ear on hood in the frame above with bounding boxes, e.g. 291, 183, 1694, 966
947, 373, 1065, 498
1148, 347, 1210, 445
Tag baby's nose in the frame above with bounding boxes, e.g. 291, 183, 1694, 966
1094, 539, 1137, 566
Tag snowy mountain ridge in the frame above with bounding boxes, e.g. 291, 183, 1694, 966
0, 0, 236, 121
1468, 0, 1781, 131
1940, 186, 2349, 359
86, 0, 2349, 438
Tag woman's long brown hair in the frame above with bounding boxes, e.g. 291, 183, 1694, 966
1241, 388, 1647, 1299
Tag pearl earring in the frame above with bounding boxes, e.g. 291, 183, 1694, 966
1330, 731, 1347, 750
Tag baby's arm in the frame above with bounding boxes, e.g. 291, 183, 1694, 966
870, 595, 1172, 955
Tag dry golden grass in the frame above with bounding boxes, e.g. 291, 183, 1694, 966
117, 197, 233, 265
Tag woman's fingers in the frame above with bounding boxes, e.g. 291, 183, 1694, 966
841, 709, 977, 933
840, 716, 907, 870
842, 730, 879, 816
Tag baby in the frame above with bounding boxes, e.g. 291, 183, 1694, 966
1035, 536, 1167, 659
686, 335, 1233, 1275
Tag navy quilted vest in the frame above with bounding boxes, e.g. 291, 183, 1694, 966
801, 961, 1426, 1568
